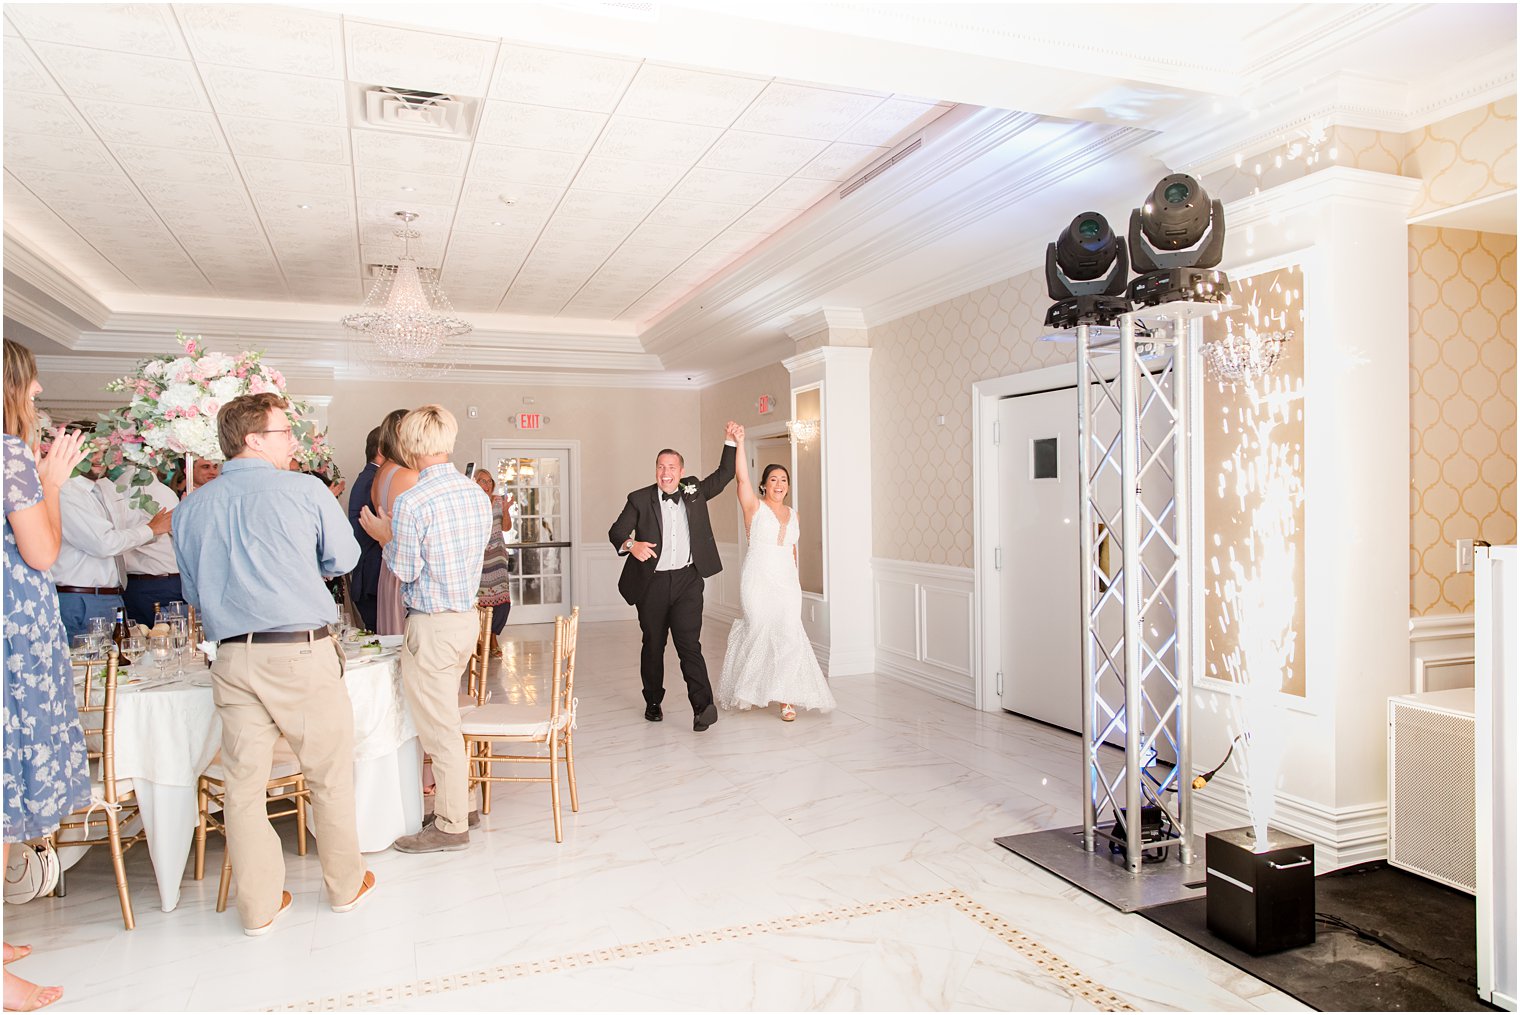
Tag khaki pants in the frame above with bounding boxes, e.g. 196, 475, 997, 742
400, 610, 479, 834
210, 637, 365, 929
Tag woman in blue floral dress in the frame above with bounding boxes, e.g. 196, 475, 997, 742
3, 339, 89, 1013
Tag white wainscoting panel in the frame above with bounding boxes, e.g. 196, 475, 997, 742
1410, 612, 1476, 693
872, 558, 975, 707
704, 542, 743, 625
579, 544, 637, 623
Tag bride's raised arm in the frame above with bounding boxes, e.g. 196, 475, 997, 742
734, 426, 758, 532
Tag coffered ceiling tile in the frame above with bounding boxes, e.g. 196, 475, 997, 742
222, 116, 350, 164
257, 191, 356, 227
352, 129, 470, 175
593, 117, 721, 164
3, 91, 88, 137
796, 141, 889, 182
441, 290, 508, 313
177, 232, 275, 260
667, 167, 784, 206
280, 258, 361, 281
537, 214, 632, 248
44, 200, 164, 234
697, 227, 772, 259
356, 167, 461, 205
451, 207, 548, 237
462, 179, 562, 215
359, 225, 443, 255
358, 197, 454, 231
200, 64, 346, 125
11, 167, 140, 207
837, 97, 945, 146
730, 204, 799, 234
444, 229, 535, 254
345, 20, 497, 97
617, 64, 768, 127
468, 144, 582, 188
498, 293, 564, 314
359, 244, 440, 271
4, 132, 117, 175
30, 43, 209, 110
8, 4, 186, 57
176, 5, 344, 78
624, 222, 712, 253
136, 180, 254, 217
758, 176, 837, 210
572, 155, 686, 197
555, 188, 660, 224
475, 100, 606, 153
77, 100, 228, 152
732, 82, 882, 141
155, 204, 261, 235
287, 279, 366, 302
491, 44, 639, 112
240, 157, 352, 196
645, 197, 747, 232
3, 38, 59, 94
111, 145, 239, 186
698, 131, 827, 175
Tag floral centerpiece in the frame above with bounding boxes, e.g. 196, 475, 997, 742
93, 333, 338, 508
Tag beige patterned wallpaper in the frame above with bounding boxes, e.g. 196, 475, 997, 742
1409, 226, 1518, 615
1203, 124, 1406, 203
1405, 96, 1517, 219
699, 361, 794, 543
868, 266, 1066, 566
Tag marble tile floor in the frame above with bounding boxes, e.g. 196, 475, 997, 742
4, 619, 1309, 1012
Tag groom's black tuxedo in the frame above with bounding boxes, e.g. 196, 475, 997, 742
607, 442, 736, 720
608, 443, 736, 606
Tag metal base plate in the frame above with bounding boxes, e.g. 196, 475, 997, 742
994, 825, 1206, 914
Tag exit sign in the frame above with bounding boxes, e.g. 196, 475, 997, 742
757, 394, 776, 415
518, 413, 542, 430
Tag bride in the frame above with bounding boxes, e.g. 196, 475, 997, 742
717, 426, 836, 721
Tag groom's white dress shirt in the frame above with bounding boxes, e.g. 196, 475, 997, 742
655, 495, 692, 572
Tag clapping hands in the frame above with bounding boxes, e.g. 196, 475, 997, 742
35, 429, 88, 492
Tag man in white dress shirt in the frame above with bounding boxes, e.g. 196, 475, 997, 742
53, 456, 172, 641
98, 471, 184, 625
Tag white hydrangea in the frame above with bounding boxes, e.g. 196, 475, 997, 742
208, 375, 243, 403
164, 357, 196, 382
169, 417, 219, 459
142, 426, 172, 450
143, 359, 168, 379
157, 383, 201, 412
198, 352, 234, 378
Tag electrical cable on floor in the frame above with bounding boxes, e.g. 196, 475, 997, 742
1314, 912, 1472, 983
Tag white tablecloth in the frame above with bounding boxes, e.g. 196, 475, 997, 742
66, 652, 421, 912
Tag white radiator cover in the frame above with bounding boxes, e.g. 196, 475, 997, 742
1387, 688, 1476, 894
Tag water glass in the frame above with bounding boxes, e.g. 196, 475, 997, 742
148, 633, 172, 681
119, 635, 144, 672
70, 635, 94, 660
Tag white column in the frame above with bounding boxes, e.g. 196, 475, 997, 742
1190, 167, 1422, 869
785, 311, 875, 676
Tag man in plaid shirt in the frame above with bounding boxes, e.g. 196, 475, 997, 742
360, 405, 491, 853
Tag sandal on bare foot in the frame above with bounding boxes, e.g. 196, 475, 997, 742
243, 890, 293, 937
3, 970, 62, 1012
331, 870, 376, 914
2, 945, 30, 965
780, 704, 797, 721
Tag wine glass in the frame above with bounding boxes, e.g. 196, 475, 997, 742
118, 635, 144, 676
169, 617, 190, 675
70, 634, 94, 660
148, 633, 172, 682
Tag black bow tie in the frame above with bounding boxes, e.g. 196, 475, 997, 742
661, 490, 682, 503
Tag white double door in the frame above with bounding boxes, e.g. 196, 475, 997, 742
480, 441, 575, 626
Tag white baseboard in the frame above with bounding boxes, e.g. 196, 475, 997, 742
875, 648, 975, 707
1190, 772, 1389, 872
1409, 611, 1476, 693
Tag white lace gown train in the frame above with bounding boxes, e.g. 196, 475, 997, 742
717, 505, 836, 713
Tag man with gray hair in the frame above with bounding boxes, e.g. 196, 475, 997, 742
360, 404, 491, 854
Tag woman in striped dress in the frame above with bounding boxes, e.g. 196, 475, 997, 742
473, 471, 512, 657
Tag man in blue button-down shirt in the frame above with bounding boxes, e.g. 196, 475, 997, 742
174, 393, 375, 935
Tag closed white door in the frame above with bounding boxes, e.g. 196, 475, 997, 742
482, 443, 573, 626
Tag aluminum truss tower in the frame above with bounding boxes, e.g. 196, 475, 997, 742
1075, 303, 1213, 873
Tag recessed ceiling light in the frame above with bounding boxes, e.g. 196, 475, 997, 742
297, 203, 312, 209
492, 221, 505, 226
499, 195, 515, 206
400, 185, 416, 192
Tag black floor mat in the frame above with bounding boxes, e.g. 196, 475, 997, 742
1140, 862, 1498, 1012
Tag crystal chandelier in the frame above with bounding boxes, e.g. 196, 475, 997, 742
1202, 328, 1291, 385
341, 211, 471, 363
785, 417, 821, 447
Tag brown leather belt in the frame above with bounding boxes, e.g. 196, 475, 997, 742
219, 627, 331, 646
127, 573, 177, 581
56, 585, 123, 596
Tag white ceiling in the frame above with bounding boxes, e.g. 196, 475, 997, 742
4, 2, 1515, 385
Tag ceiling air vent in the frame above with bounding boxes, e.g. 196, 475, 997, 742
361, 86, 474, 138
838, 137, 923, 200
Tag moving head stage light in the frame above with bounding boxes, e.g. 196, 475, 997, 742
1044, 212, 1131, 329
1127, 173, 1230, 308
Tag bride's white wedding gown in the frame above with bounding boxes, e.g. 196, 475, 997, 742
717, 503, 836, 713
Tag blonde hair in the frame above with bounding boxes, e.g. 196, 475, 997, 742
397, 404, 457, 460
3, 339, 39, 441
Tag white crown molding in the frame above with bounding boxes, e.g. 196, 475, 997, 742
3, 234, 111, 335
782, 345, 871, 375
783, 308, 868, 342
686, 341, 792, 389
1226, 165, 1424, 229
33, 355, 140, 377
331, 366, 701, 390
3, 286, 89, 349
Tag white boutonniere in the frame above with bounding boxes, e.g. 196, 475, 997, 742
679, 478, 699, 500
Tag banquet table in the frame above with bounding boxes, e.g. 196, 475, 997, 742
65, 649, 422, 912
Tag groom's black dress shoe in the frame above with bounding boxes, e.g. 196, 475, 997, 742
693, 703, 718, 732
644, 704, 663, 722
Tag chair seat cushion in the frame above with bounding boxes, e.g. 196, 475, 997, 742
460, 703, 554, 738
202, 738, 302, 783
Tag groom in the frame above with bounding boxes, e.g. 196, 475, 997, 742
609, 422, 739, 732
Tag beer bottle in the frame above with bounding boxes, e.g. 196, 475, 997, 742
111, 606, 129, 665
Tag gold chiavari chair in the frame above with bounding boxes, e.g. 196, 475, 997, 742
461, 607, 580, 841
196, 743, 311, 914
463, 604, 492, 702
54, 648, 142, 930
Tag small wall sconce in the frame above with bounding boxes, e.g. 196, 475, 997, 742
785, 418, 821, 447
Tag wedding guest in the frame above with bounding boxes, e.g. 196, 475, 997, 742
347, 426, 384, 631
370, 409, 415, 636
3, 339, 89, 1013
98, 467, 183, 627
173, 393, 375, 935
360, 405, 490, 854
54, 431, 172, 641
166, 457, 220, 498
472, 471, 512, 657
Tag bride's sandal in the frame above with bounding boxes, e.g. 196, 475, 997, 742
3, 945, 30, 965
780, 704, 797, 722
